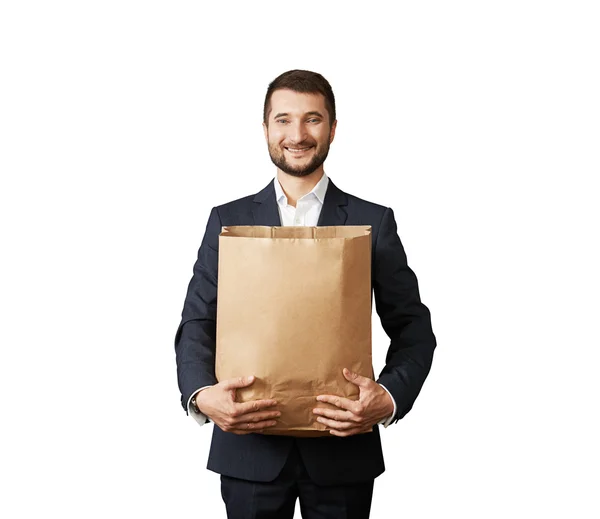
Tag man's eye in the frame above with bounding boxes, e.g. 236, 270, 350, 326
276, 119, 288, 124
308, 119, 320, 123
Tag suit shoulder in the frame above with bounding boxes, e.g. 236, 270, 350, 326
215, 193, 255, 213
344, 191, 389, 217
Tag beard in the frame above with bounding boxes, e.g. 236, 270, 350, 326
267, 137, 331, 177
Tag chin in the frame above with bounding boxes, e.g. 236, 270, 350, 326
280, 160, 321, 177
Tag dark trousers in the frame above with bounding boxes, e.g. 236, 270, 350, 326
220, 440, 374, 519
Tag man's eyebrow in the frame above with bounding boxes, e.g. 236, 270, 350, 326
273, 111, 325, 119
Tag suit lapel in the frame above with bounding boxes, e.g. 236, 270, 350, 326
317, 178, 348, 226
252, 176, 348, 227
252, 180, 282, 226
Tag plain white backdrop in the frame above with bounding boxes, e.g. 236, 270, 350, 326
1, 1, 598, 518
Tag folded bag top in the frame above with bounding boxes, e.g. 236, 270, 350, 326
220, 225, 371, 239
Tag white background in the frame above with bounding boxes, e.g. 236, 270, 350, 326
1, 1, 599, 518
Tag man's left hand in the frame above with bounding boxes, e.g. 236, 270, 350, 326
313, 368, 394, 437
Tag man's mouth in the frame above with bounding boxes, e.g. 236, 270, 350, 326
285, 146, 313, 154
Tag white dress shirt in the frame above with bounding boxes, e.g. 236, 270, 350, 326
188, 172, 397, 428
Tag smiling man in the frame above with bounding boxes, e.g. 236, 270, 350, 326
175, 69, 436, 519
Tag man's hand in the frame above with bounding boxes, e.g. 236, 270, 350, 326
313, 368, 394, 437
194, 376, 280, 435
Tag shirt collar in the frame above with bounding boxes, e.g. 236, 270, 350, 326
274, 172, 329, 206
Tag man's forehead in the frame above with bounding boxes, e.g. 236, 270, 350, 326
269, 89, 326, 114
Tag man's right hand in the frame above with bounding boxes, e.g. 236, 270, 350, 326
194, 376, 280, 435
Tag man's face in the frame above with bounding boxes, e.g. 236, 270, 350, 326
263, 89, 336, 177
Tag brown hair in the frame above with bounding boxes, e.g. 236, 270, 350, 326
263, 69, 336, 128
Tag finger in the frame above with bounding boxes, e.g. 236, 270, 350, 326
343, 368, 372, 388
230, 409, 281, 425
221, 375, 256, 390
315, 416, 355, 431
316, 395, 360, 413
232, 419, 278, 435
312, 407, 357, 423
234, 398, 278, 415
329, 425, 371, 437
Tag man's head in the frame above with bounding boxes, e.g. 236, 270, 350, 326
263, 70, 337, 178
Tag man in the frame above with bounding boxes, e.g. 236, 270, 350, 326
175, 69, 436, 518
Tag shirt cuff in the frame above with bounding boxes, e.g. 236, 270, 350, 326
186, 386, 213, 426
377, 383, 397, 428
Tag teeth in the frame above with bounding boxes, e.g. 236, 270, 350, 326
287, 147, 310, 152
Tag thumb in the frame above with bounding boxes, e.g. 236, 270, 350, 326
343, 368, 370, 387
222, 375, 255, 390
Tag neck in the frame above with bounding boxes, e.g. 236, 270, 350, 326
277, 169, 324, 207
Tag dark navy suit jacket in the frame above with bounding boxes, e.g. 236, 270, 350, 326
175, 177, 436, 485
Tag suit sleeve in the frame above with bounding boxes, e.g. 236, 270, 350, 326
373, 207, 436, 424
174, 207, 221, 414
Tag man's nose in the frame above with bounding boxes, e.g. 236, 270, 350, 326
289, 122, 308, 143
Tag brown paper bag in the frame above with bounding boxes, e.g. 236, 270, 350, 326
216, 225, 373, 437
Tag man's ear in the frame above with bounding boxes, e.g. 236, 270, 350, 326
262, 122, 268, 143
329, 119, 337, 144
